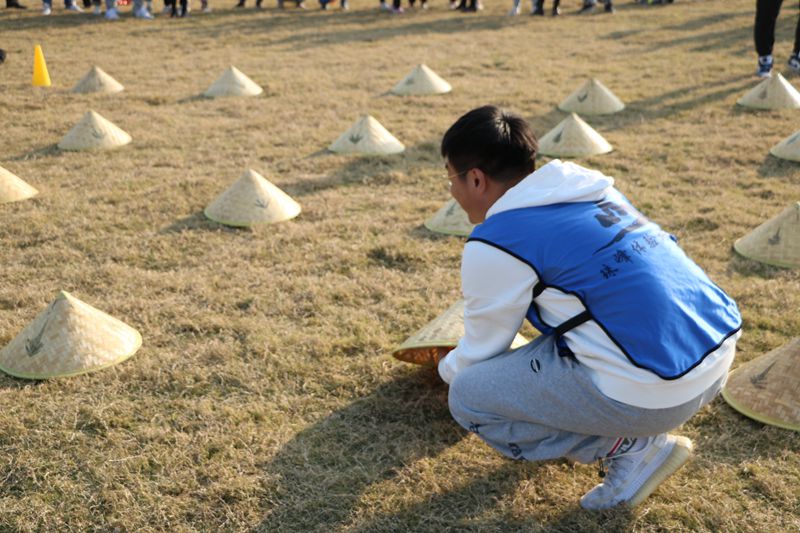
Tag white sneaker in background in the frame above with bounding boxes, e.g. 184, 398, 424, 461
42, 3, 52, 14
104, 6, 119, 18
788, 53, 800, 74
134, 5, 154, 17
66, 2, 84, 11
757, 55, 773, 78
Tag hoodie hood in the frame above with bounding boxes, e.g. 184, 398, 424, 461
485, 159, 614, 218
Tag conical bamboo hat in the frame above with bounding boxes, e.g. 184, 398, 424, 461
329, 115, 405, 155
58, 111, 132, 151
721, 338, 800, 431
393, 300, 528, 367
424, 198, 475, 237
204, 169, 301, 227
71, 66, 124, 94
734, 203, 800, 268
204, 66, 263, 98
390, 64, 452, 96
558, 78, 625, 115
0, 165, 38, 204
0, 291, 141, 380
737, 73, 800, 110
769, 129, 800, 162
538, 113, 612, 158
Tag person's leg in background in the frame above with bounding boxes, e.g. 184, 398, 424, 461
754, 0, 784, 77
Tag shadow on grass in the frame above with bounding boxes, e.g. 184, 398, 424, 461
280, 140, 440, 197
159, 210, 249, 233
9, 144, 62, 162
175, 5, 514, 45
558, 75, 759, 138
0, 10, 104, 32
687, 396, 800, 468
0, 374, 48, 389
756, 151, 800, 179
347, 464, 635, 532
256, 368, 466, 532
256, 367, 637, 531
407, 224, 465, 242
726, 248, 795, 279
176, 94, 211, 104
627, 8, 753, 54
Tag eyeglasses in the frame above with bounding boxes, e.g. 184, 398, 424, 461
444, 168, 469, 182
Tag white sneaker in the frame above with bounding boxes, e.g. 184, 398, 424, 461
42, 4, 51, 14
788, 53, 800, 74
507, 4, 519, 14
580, 434, 693, 510
104, 6, 119, 18
134, 5, 154, 17
757, 55, 773, 78
66, 2, 83, 10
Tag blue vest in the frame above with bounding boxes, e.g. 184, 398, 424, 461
469, 188, 742, 380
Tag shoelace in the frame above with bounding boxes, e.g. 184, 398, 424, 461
595, 454, 637, 488
597, 458, 607, 479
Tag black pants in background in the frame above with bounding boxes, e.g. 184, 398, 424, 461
755, 0, 800, 56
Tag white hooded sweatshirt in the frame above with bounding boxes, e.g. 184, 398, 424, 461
438, 160, 738, 409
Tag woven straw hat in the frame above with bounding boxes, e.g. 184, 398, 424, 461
71, 66, 124, 95
0, 165, 38, 205
734, 203, 800, 268
58, 110, 131, 151
204, 66, 263, 98
558, 78, 625, 115
770, 129, 800, 162
0, 291, 141, 380
424, 198, 474, 237
393, 300, 528, 367
538, 113, 612, 158
204, 169, 301, 227
329, 115, 405, 155
722, 339, 800, 431
737, 73, 800, 110
390, 64, 452, 96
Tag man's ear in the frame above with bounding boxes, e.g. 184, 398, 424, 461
470, 168, 489, 193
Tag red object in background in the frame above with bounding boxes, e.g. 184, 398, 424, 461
118, 0, 130, 4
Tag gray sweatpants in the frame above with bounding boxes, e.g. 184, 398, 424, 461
448, 334, 725, 464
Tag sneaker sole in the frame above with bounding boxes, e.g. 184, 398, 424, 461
627, 436, 692, 507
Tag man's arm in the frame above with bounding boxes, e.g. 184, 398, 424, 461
438, 241, 536, 384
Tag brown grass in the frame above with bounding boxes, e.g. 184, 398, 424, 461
1, 0, 799, 530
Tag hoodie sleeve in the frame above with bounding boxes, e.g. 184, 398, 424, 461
438, 240, 537, 384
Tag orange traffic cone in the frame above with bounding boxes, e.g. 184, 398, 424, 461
32, 44, 51, 87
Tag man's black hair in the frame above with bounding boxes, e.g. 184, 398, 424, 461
441, 105, 538, 184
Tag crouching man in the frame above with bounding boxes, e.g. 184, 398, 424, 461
439, 105, 741, 510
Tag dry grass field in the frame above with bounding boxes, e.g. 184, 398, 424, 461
1, 0, 799, 530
